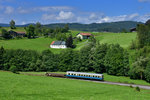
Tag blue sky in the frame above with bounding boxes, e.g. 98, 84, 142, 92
0, 0, 150, 24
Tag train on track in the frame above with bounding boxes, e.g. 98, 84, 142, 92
46, 71, 104, 81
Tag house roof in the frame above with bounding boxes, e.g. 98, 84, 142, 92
80, 33, 92, 36
51, 41, 66, 45
16, 32, 26, 34
51, 41, 55, 45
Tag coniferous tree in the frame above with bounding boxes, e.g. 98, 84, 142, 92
66, 34, 73, 48
10, 20, 16, 29
26, 24, 35, 38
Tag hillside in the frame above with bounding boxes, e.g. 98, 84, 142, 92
0, 21, 142, 33
0, 71, 150, 100
0, 32, 137, 53
44, 21, 142, 32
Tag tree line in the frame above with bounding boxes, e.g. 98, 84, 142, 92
0, 41, 133, 80
0, 20, 69, 40
128, 19, 150, 82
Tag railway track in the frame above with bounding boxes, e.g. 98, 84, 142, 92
82, 79, 150, 90
49, 76, 150, 90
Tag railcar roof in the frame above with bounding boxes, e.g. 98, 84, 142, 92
67, 71, 103, 76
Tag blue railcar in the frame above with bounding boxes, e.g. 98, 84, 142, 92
66, 71, 104, 80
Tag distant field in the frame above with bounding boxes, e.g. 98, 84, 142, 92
0, 37, 86, 53
94, 32, 137, 48
1, 71, 150, 100
0, 27, 26, 33
0, 37, 63, 53
0, 31, 137, 53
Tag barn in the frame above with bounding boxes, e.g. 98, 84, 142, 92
50, 41, 67, 49
76, 33, 92, 39
9, 30, 26, 37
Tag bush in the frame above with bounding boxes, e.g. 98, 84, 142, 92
9, 65, 18, 73
130, 85, 133, 88
135, 86, 140, 92
129, 40, 137, 49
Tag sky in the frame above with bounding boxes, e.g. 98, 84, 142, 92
0, 0, 150, 25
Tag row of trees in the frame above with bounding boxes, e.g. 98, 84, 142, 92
1, 20, 70, 40
0, 41, 129, 76
24, 22, 69, 39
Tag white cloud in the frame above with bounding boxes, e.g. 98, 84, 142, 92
41, 11, 74, 23
17, 7, 29, 14
56, 11, 74, 20
41, 11, 141, 24
34, 6, 72, 12
42, 14, 56, 20
97, 13, 139, 23
4, 6, 14, 14
16, 6, 73, 14
21, 21, 26, 25
137, 14, 150, 22
89, 13, 99, 20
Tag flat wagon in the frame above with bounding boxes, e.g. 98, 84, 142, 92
45, 73, 66, 77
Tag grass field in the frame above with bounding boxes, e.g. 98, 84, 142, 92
0, 27, 26, 33
20, 72, 150, 86
1, 71, 150, 100
0, 31, 137, 53
94, 32, 137, 48
0, 37, 63, 53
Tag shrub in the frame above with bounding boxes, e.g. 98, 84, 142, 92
130, 85, 133, 88
135, 86, 140, 92
9, 65, 18, 73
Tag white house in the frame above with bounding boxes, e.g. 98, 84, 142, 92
50, 41, 67, 49
76, 33, 92, 39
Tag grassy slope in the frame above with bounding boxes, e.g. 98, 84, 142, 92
0, 27, 26, 33
0, 32, 137, 53
0, 37, 63, 53
1, 71, 150, 100
94, 32, 137, 48
20, 72, 150, 86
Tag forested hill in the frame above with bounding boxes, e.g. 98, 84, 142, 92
44, 21, 142, 32
0, 21, 142, 32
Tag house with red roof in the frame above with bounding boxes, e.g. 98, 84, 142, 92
50, 41, 67, 49
76, 33, 92, 39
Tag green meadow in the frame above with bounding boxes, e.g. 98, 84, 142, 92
94, 32, 137, 48
1, 71, 150, 100
20, 72, 150, 86
0, 31, 137, 53
0, 27, 26, 32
